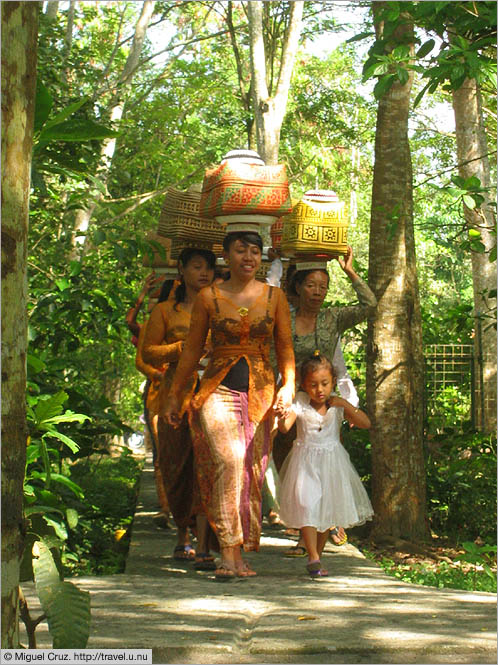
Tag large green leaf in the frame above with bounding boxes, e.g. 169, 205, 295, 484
33, 540, 60, 589
30, 471, 84, 498
33, 541, 91, 648
39, 119, 119, 143
43, 430, 81, 454
34, 80, 53, 133
42, 98, 89, 132
33, 392, 68, 425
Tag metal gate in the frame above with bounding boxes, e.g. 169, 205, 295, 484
424, 344, 475, 430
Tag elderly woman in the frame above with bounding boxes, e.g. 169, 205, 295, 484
275, 245, 377, 555
165, 230, 295, 579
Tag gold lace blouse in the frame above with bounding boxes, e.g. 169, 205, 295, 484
170, 284, 295, 423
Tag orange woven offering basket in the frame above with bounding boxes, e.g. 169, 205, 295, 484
200, 161, 292, 219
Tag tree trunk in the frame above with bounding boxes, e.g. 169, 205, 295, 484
451, 79, 497, 434
45, 1, 59, 20
366, 7, 428, 541
1, 1, 39, 647
70, 0, 155, 256
247, 0, 303, 165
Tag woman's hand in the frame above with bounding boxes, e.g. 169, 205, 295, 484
163, 394, 181, 428
273, 384, 293, 418
336, 246, 358, 281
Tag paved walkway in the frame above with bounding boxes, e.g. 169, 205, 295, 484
20, 455, 497, 664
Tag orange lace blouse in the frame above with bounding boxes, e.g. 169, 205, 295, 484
170, 283, 295, 423
142, 300, 198, 415
135, 319, 165, 414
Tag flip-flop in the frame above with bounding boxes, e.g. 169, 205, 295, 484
214, 562, 236, 581
306, 560, 329, 578
330, 527, 348, 546
194, 553, 216, 571
284, 544, 307, 557
173, 544, 195, 560
237, 561, 257, 577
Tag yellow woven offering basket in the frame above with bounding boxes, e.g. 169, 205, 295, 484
281, 197, 348, 259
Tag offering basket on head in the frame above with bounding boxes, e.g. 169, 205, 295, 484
281, 189, 348, 259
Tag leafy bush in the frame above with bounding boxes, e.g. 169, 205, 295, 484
425, 430, 497, 542
63, 450, 143, 576
369, 554, 496, 593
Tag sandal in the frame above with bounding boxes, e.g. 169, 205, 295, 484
330, 527, 347, 546
194, 553, 216, 571
236, 561, 257, 577
173, 544, 195, 561
284, 544, 307, 558
306, 560, 329, 578
214, 562, 236, 581
267, 511, 285, 529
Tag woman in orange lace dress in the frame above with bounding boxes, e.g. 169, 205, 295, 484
142, 248, 217, 568
165, 231, 295, 579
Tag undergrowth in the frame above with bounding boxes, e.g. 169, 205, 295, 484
362, 544, 497, 594
62, 448, 143, 576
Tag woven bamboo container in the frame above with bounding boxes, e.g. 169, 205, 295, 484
200, 161, 292, 220
281, 191, 348, 259
158, 185, 226, 252
270, 217, 284, 250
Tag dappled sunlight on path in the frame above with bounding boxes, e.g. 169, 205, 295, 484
20, 455, 497, 664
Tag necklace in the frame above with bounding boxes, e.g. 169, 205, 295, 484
238, 306, 249, 317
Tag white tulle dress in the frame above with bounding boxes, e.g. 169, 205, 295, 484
278, 392, 374, 532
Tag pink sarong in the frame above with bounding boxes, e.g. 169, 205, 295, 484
189, 385, 272, 551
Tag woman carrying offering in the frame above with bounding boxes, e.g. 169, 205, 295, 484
165, 231, 295, 580
274, 245, 377, 555
142, 248, 216, 568
277, 353, 373, 577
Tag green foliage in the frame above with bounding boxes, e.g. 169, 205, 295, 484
364, 549, 496, 593
425, 385, 472, 435
32, 540, 91, 648
456, 541, 497, 590
22, 389, 88, 581
425, 430, 497, 542
357, 1, 497, 103
62, 450, 142, 576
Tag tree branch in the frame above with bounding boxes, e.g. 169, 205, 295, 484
274, 0, 304, 106
414, 150, 497, 188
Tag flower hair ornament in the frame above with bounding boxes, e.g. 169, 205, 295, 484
313, 349, 321, 357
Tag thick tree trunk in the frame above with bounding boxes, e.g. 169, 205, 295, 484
1, 1, 39, 648
366, 9, 428, 541
71, 0, 155, 256
247, 0, 303, 165
452, 79, 497, 434
45, 1, 59, 20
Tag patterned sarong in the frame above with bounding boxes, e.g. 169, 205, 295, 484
157, 415, 200, 528
190, 385, 272, 551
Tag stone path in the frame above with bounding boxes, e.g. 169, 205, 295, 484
20, 455, 497, 664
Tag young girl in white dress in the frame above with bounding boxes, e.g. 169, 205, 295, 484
277, 352, 373, 577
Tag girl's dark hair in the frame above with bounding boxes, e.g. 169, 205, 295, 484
214, 266, 230, 281
158, 279, 175, 303
288, 268, 329, 298
222, 231, 263, 253
300, 352, 336, 385
174, 248, 216, 308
